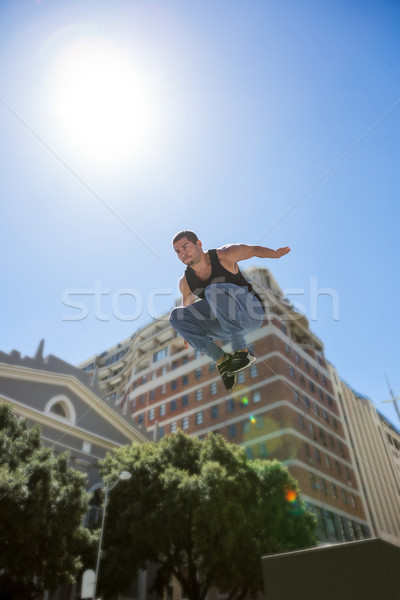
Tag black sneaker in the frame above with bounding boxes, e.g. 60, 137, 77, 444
217, 354, 236, 391
229, 350, 257, 373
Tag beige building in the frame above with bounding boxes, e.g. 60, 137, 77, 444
329, 365, 400, 547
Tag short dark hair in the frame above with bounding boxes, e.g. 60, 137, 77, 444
172, 230, 199, 245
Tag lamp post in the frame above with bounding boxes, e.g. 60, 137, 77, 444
92, 471, 132, 600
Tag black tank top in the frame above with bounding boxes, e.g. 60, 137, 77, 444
185, 249, 264, 307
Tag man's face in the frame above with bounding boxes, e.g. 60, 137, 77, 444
173, 237, 202, 266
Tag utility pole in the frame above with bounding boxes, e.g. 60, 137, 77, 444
381, 374, 400, 423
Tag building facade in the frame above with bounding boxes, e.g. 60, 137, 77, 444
79, 267, 372, 544
329, 367, 400, 547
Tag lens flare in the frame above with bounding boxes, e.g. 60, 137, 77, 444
285, 489, 305, 516
285, 489, 298, 503
241, 397, 249, 405
250, 415, 256, 424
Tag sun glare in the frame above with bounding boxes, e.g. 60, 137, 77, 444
45, 36, 163, 171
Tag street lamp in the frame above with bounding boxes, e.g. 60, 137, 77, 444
92, 471, 132, 600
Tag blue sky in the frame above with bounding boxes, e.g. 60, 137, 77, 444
1, 0, 399, 425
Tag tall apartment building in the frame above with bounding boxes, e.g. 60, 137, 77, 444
79, 267, 372, 544
329, 367, 400, 546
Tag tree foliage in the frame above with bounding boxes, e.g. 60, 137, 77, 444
99, 431, 316, 600
0, 404, 95, 600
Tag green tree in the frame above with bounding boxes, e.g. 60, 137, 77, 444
99, 431, 316, 600
0, 404, 96, 600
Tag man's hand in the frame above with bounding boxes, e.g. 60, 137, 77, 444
274, 247, 291, 258
184, 340, 189, 350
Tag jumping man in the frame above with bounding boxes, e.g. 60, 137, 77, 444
169, 231, 291, 391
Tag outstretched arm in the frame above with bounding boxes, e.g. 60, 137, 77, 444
219, 243, 291, 264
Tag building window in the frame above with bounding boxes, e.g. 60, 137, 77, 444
195, 368, 202, 379
171, 421, 177, 433
237, 372, 245, 384
304, 443, 311, 460
309, 380, 315, 393
182, 394, 189, 407
182, 356, 189, 365
138, 414, 144, 425
210, 382, 217, 395
294, 391, 300, 403
82, 441, 91, 453
149, 409, 155, 420
250, 365, 258, 378
331, 483, 337, 499
171, 361, 178, 370
182, 416, 189, 430
209, 362, 216, 373
295, 353, 300, 363
253, 391, 261, 403
228, 424, 237, 438
196, 389, 202, 402
196, 411, 203, 425
304, 397, 310, 410
227, 399, 235, 413
259, 442, 268, 458
211, 405, 219, 419
325, 454, 331, 469
304, 360, 310, 372
315, 449, 321, 463
245, 446, 254, 459
51, 402, 67, 418
289, 365, 295, 378
170, 399, 177, 411
153, 347, 168, 362
339, 441, 345, 457
319, 428, 326, 445
171, 380, 177, 390
182, 375, 189, 385
161, 384, 166, 394
46, 396, 76, 425
160, 404, 166, 416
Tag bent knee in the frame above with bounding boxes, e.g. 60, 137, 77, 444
169, 306, 185, 325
